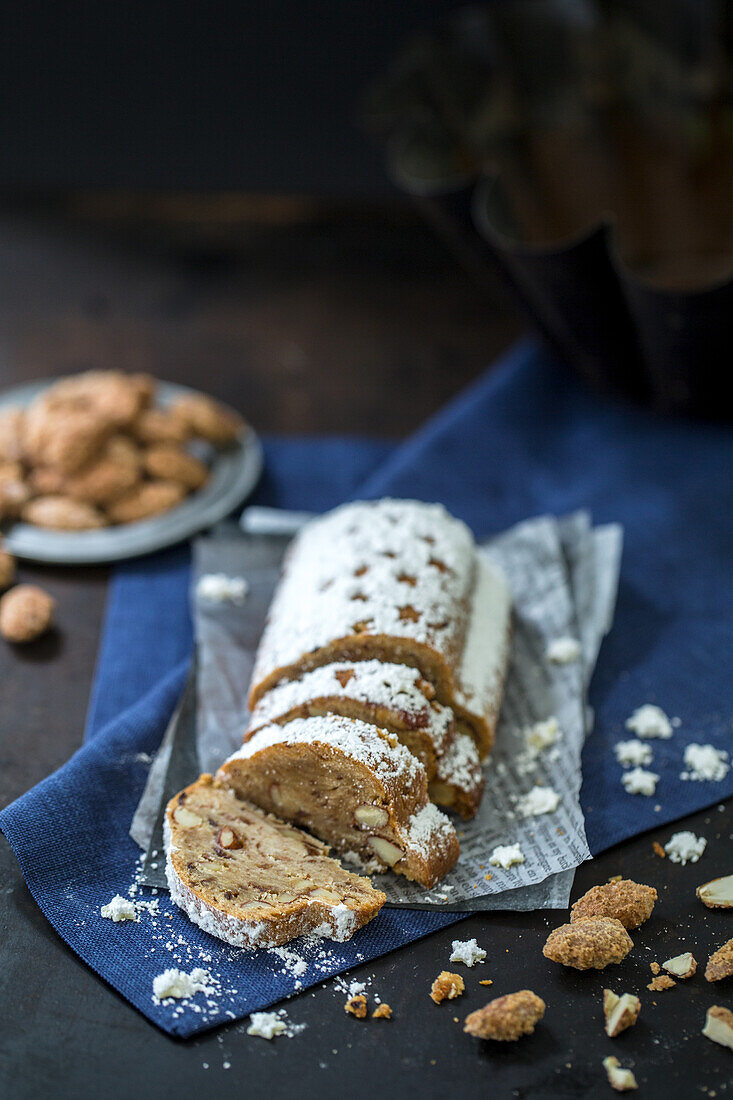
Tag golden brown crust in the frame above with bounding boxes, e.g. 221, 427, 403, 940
107, 480, 185, 524
705, 938, 733, 982
464, 990, 545, 1041
143, 445, 209, 491
430, 971, 465, 1004
22, 495, 107, 531
570, 880, 657, 929
543, 918, 633, 970
0, 584, 55, 642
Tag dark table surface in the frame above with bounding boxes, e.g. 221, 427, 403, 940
0, 201, 730, 1100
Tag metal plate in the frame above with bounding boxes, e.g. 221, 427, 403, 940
0, 378, 264, 564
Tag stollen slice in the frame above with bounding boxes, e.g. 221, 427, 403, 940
165, 774, 385, 949
218, 714, 459, 888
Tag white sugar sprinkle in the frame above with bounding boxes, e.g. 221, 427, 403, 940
152, 967, 213, 1001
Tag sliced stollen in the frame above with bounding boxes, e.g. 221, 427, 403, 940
429, 731, 484, 820
247, 499, 511, 758
246, 660, 483, 819
164, 774, 385, 949
245, 659, 454, 780
218, 714, 460, 888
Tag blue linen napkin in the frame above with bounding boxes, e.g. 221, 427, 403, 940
3, 342, 732, 1036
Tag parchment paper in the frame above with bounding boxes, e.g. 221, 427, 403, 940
164, 509, 621, 909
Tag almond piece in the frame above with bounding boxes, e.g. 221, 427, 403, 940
603, 1056, 638, 1092
702, 1005, 733, 1051
662, 952, 696, 979
354, 804, 390, 828
368, 837, 403, 866
570, 879, 656, 929
603, 990, 641, 1037
173, 805, 203, 828
217, 827, 242, 850
697, 874, 733, 909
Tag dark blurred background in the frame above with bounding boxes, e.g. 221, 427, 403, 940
2, 2, 733, 425
0, 2, 522, 437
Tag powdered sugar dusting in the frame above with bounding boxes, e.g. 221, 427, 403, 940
226, 713, 424, 795
405, 803, 455, 859
680, 743, 729, 783
251, 499, 476, 691
248, 659, 453, 756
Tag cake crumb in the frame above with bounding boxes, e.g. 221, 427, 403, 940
430, 971, 465, 1004
647, 974, 675, 991
650, 961, 661, 975
344, 994, 368, 1018
479, 979, 494, 986
196, 573, 249, 605
152, 967, 212, 1001
705, 938, 733, 982
652, 841, 666, 858
372, 1003, 392, 1020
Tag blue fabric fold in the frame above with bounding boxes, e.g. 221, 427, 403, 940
3, 344, 732, 1037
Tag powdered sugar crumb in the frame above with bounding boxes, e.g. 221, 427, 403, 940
614, 740, 653, 768
196, 574, 249, 605
247, 1009, 306, 1040
621, 767, 659, 796
680, 743, 729, 783
625, 704, 673, 739
489, 843, 525, 869
152, 967, 214, 1002
100, 895, 137, 922
449, 938, 486, 966
665, 831, 707, 865
517, 786, 561, 817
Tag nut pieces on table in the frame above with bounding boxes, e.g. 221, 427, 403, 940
463, 990, 545, 1042
570, 880, 657, 930
543, 918, 633, 970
